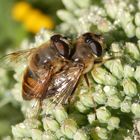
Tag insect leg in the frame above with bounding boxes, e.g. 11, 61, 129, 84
84, 74, 89, 87
94, 56, 121, 67
84, 74, 97, 116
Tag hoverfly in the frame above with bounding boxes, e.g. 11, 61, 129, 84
1, 32, 105, 106
0, 34, 72, 101
45, 32, 105, 105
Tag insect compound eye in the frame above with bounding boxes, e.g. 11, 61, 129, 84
83, 32, 102, 57
51, 34, 71, 58
51, 34, 61, 42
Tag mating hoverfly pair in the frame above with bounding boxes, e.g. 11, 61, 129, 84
1, 32, 106, 106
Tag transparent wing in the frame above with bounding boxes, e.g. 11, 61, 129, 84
0, 48, 36, 68
47, 65, 84, 105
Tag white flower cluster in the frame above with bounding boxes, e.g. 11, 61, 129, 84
2, 0, 140, 139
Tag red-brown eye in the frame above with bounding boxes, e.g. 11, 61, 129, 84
83, 33, 102, 57
51, 34, 71, 58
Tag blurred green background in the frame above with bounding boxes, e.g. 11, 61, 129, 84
0, 0, 64, 53
0, 0, 64, 138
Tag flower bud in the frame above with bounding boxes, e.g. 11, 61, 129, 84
42, 116, 60, 131
57, 10, 76, 23
131, 103, 140, 118
80, 92, 95, 108
120, 96, 132, 113
79, 86, 89, 94
53, 105, 68, 124
11, 83, 23, 102
31, 129, 43, 140
73, 129, 90, 140
42, 131, 57, 140
103, 86, 118, 96
124, 42, 140, 60
109, 42, 123, 57
95, 127, 108, 140
24, 119, 41, 129
105, 59, 124, 79
104, 0, 117, 19
93, 91, 107, 105
123, 65, 134, 78
75, 101, 89, 113
96, 107, 111, 123
124, 22, 135, 38
107, 117, 120, 130
61, 0, 78, 11
97, 19, 113, 32
134, 66, 140, 84
61, 119, 78, 139
87, 113, 96, 124
122, 78, 137, 97
12, 123, 31, 138
135, 12, 140, 26
117, 11, 133, 28
73, 0, 90, 8
25, 99, 40, 118
12, 118, 41, 138
110, 42, 123, 54
42, 99, 56, 116
106, 95, 121, 109
91, 67, 117, 86
55, 129, 66, 139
